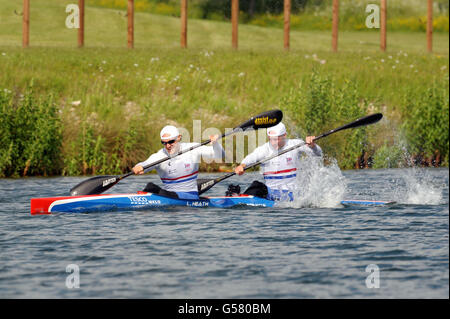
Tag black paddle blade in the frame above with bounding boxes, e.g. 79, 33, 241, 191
197, 178, 217, 194
316, 113, 383, 140
70, 175, 120, 196
341, 113, 383, 130
236, 109, 283, 131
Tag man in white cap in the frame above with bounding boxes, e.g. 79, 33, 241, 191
132, 125, 224, 200
234, 122, 322, 200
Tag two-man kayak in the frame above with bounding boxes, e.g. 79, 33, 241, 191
30, 192, 395, 215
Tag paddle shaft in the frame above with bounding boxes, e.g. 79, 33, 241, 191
116, 109, 286, 179
198, 141, 306, 194
198, 113, 383, 194
70, 109, 283, 195
123, 130, 233, 179
95, 129, 240, 189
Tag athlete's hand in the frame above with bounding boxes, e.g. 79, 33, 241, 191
132, 165, 144, 175
235, 164, 245, 176
210, 134, 219, 144
306, 136, 316, 148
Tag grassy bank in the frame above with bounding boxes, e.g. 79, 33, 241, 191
0, 1, 448, 177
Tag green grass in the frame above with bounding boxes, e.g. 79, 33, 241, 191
0, 0, 448, 175
1, 1, 449, 53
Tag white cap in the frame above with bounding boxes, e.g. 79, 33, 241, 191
160, 125, 180, 140
267, 122, 286, 137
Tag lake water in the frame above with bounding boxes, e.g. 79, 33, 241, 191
0, 168, 448, 298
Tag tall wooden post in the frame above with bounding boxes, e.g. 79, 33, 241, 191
427, 0, 433, 52
231, 0, 239, 49
128, 0, 134, 49
22, 0, 30, 48
332, 0, 339, 52
380, 0, 387, 52
78, 0, 85, 48
284, 0, 290, 50
181, 0, 188, 48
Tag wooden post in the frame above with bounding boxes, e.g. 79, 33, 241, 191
380, 0, 387, 52
427, 0, 433, 52
22, 0, 30, 48
78, 0, 85, 48
231, 0, 239, 49
284, 0, 290, 50
181, 0, 188, 48
332, 0, 339, 52
128, 0, 134, 49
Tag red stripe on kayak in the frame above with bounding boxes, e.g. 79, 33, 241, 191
30, 194, 108, 215
160, 170, 199, 181
263, 168, 297, 175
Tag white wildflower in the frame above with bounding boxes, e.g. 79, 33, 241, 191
320, 60, 326, 65
441, 65, 447, 71
238, 72, 245, 77
71, 100, 81, 106
134, 63, 139, 67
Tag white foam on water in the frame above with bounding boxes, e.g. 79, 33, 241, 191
279, 156, 347, 208
399, 168, 443, 205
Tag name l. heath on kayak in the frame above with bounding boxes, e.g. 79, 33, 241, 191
132, 125, 224, 200
233, 122, 322, 201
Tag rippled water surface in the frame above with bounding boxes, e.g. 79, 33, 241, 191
0, 168, 448, 298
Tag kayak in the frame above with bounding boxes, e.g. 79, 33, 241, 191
30, 192, 395, 215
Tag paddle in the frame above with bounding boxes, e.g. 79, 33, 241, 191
197, 113, 383, 195
70, 109, 283, 196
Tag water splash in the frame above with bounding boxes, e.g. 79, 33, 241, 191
400, 168, 443, 205
281, 156, 347, 208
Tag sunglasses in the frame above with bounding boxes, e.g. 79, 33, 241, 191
161, 139, 177, 145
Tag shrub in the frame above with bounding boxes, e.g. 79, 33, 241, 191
400, 83, 449, 164
0, 84, 62, 177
